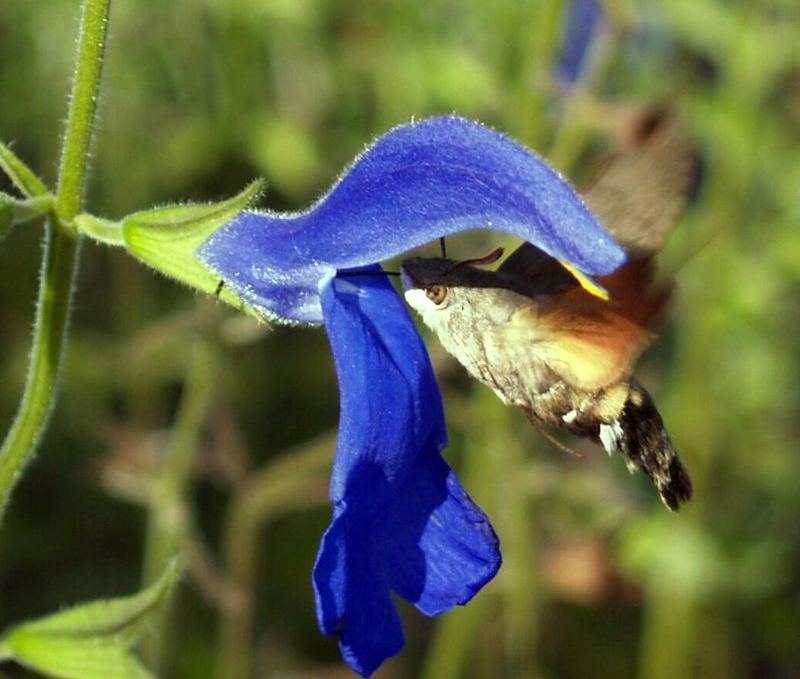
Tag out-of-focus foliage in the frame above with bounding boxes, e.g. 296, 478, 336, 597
0, 1, 798, 678
0, 562, 179, 679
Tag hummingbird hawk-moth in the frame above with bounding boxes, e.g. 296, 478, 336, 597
401, 110, 696, 511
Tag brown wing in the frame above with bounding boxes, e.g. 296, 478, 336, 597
509, 261, 670, 391
583, 108, 697, 259
498, 242, 577, 295
499, 109, 695, 301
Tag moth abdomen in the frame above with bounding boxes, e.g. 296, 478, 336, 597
606, 378, 692, 511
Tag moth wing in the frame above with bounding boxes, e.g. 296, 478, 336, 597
499, 111, 694, 300
498, 242, 577, 295
583, 109, 697, 258
510, 304, 647, 391
509, 261, 669, 391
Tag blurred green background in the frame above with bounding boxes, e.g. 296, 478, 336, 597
1, 0, 799, 677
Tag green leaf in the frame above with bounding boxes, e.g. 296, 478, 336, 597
0, 561, 180, 679
0, 140, 49, 198
3, 638, 151, 679
121, 179, 265, 319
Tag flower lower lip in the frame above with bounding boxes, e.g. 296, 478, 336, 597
313, 270, 499, 676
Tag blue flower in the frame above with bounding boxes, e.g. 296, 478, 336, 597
557, 0, 605, 84
313, 267, 500, 676
198, 116, 624, 676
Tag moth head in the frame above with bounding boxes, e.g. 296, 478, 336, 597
401, 248, 506, 327
401, 257, 454, 320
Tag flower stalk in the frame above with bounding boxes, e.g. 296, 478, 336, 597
140, 332, 219, 671
0, 0, 110, 523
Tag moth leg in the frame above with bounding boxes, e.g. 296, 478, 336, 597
522, 407, 585, 459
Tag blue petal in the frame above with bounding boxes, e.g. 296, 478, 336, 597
313, 517, 404, 678
198, 115, 625, 324
374, 443, 501, 617
312, 271, 499, 676
319, 269, 447, 508
557, 0, 605, 84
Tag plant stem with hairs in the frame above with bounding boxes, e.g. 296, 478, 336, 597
0, 0, 110, 524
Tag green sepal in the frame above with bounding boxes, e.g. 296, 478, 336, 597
0, 561, 181, 679
0, 140, 49, 198
120, 179, 265, 320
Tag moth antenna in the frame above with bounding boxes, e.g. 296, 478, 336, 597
439, 236, 447, 258
524, 408, 585, 458
445, 247, 505, 275
214, 279, 225, 297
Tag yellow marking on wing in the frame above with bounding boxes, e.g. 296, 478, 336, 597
559, 262, 610, 301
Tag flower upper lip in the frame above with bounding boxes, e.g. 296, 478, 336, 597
197, 115, 625, 325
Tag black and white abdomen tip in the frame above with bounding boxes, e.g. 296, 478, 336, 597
601, 378, 693, 511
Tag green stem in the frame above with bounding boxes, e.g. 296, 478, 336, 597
56, 0, 111, 227
140, 334, 219, 672
218, 435, 332, 679
74, 213, 124, 246
509, 0, 562, 148
0, 0, 110, 524
10, 195, 56, 225
0, 230, 79, 523
639, 577, 699, 679
490, 402, 540, 677
420, 391, 513, 679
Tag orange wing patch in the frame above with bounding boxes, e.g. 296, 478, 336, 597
511, 261, 670, 391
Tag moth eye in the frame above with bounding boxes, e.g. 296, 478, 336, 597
425, 285, 448, 305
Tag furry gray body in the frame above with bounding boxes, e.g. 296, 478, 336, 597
406, 281, 616, 433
